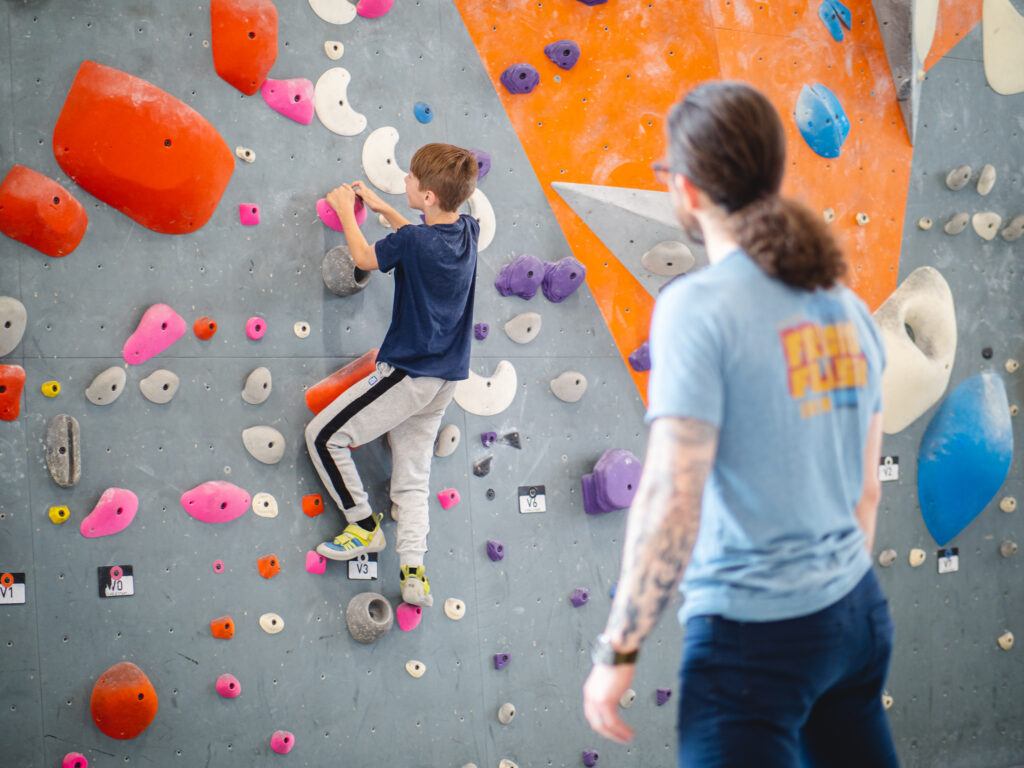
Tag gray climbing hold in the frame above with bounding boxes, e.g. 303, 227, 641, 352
945, 164, 972, 191
878, 549, 897, 567
917, 217, 933, 230
473, 455, 493, 477
943, 212, 970, 235
498, 702, 516, 724
1000, 540, 1018, 558
504, 312, 542, 345
322, 244, 372, 297
1001, 214, 1024, 242
45, 413, 81, 488
641, 241, 694, 277
85, 366, 127, 405
434, 424, 460, 457
0, 297, 27, 358
139, 369, 179, 404
550, 371, 587, 403
242, 425, 286, 464
619, 688, 636, 708
972, 212, 1002, 241
977, 164, 996, 196
241, 366, 272, 405
345, 591, 394, 644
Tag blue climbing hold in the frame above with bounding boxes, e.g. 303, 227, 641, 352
413, 101, 433, 124
795, 84, 850, 159
817, 0, 851, 42
918, 374, 1013, 546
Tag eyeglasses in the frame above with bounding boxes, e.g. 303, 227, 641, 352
651, 160, 683, 186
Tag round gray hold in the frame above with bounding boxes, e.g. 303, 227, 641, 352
242, 425, 286, 464
140, 369, 179, 404
504, 312, 542, 345
241, 366, 272, 405
85, 366, 127, 405
346, 591, 394, 644
45, 413, 81, 488
550, 370, 588, 403
0, 296, 27, 358
434, 424, 461, 457
641, 241, 694, 276
323, 244, 372, 297
943, 212, 969, 235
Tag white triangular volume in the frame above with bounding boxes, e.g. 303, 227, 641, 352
362, 127, 408, 195
913, 0, 940, 63
983, 0, 1024, 95
467, 188, 495, 252
551, 182, 679, 230
309, 0, 356, 25
454, 360, 517, 416
873, 267, 957, 434
314, 68, 367, 136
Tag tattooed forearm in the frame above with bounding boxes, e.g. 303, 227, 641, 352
604, 417, 717, 652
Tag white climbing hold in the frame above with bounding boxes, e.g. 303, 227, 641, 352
641, 241, 694, 276
972, 212, 1002, 240
822, 208, 835, 223
259, 612, 284, 634
550, 371, 588, 403
235, 146, 255, 163
878, 549, 897, 567
498, 761, 519, 768
362, 126, 408, 195
983, 0, 1024, 95
619, 688, 637, 708
1000, 214, 1024, 242
943, 212, 970, 235
855, 212, 870, 226
324, 40, 344, 60
85, 366, 127, 406
314, 67, 367, 137
917, 217, 932, 230
497, 702, 516, 724
241, 366, 272, 405
454, 361, 517, 416
139, 369, 179, 404
242, 425, 286, 464
977, 163, 996, 195
504, 312, 542, 345
467, 188, 495, 252
873, 266, 956, 434
434, 424, 461, 458
1000, 496, 1017, 513
881, 693, 894, 710
945, 164, 972, 191
914, 0, 940, 62
405, 660, 426, 678
252, 492, 279, 518
308, 0, 356, 25
1000, 540, 1018, 558
378, 213, 391, 228
0, 296, 27, 357
1006, 359, 1020, 373
998, 631, 1015, 650
444, 597, 466, 620
909, 548, 926, 567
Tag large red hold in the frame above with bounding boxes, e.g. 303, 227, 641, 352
0, 165, 87, 257
52, 61, 234, 235
211, 0, 279, 95
0, 365, 26, 421
90, 661, 158, 740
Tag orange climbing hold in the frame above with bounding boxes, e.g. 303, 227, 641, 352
89, 661, 158, 740
52, 60, 234, 235
305, 349, 378, 415
302, 493, 324, 517
211, 0, 279, 95
211, 615, 235, 639
257, 553, 281, 579
0, 165, 87, 257
0, 365, 26, 421
193, 316, 218, 340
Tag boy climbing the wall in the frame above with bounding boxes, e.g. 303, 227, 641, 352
304, 143, 479, 608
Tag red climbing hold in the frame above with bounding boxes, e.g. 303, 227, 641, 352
210, 0, 279, 95
0, 165, 87, 257
257, 553, 281, 579
52, 60, 234, 235
0, 365, 26, 421
211, 615, 235, 639
89, 661, 158, 740
193, 316, 218, 340
302, 493, 324, 517
305, 349, 379, 415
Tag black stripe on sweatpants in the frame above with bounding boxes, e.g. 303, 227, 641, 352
313, 367, 408, 511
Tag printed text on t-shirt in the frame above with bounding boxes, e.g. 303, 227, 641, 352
779, 321, 867, 418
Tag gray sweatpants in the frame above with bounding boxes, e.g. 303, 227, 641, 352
304, 361, 455, 568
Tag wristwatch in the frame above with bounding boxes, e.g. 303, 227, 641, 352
591, 633, 639, 666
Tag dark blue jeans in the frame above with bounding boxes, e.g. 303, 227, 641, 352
677, 569, 899, 767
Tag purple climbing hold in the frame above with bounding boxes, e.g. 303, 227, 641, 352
495, 253, 545, 300
542, 256, 586, 302
656, 688, 672, 706
581, 449, 642, 515
493, 652, 511, 670
570, 587, 590, 607
472, 149, 491, 180
583, 750, 600, 767
628, 340, 650, 372
481, 431, 498, 448
486, 539, 505, 561
544, 40, 581, 70
475, 322, 490, 340
578, 0, 607, 4
500, 63, 540, 95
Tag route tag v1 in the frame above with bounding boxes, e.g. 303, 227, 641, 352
0, 572, 26, 604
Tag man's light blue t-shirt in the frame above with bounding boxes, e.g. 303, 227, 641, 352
646, 250, 885, 624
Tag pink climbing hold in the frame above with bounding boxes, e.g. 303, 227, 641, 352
437, 488, 460, 510
316, 196, 367, 232
246, 316, 267, 340
122, 303, 186, 365
305, 550, 327, 575
62, 753, 88, 768
213, 559, 225, 573
260, 77, 315, 125
396, 602, 422, 632
356, 0, 394, 18
80, 487, 138, 538
216, 673, 242, 698
239, 203, 260, 225
180, 481, 251, 524
270, 730, 295, 754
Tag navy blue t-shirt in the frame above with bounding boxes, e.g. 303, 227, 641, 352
374, 214, 478, 380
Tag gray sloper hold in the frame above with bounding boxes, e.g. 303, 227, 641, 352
550, 371, 588, 403
0, 296, 27, 358
242, 425, 286, 464
641, 241, 694, 276
504, 312, 542, 344
1002, 215, 1024, 242
85, 366, 127, 405
139, 369, 179, 404
498, 702, 516, 724
241, 366, 272, 405
945, 164, 972, 190
346, 591, 394, 644
972, 212, 1002, 241
322, 244, 372, 297
45, 413, 81, 488
434, 424, 460, 457
977, 164, 996, 196
943, 212, 970, 235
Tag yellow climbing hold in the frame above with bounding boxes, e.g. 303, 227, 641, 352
41, 380, 61, 397
48, 505, 70, 524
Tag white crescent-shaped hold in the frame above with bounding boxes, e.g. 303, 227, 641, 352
362, 126, 408, 195
309, 0, 356, 25
467, 188, 495, 252
454, 360, 517, 416
913, 0, 940, 63
983, 0, 1024, 95
314, 67, 367, 137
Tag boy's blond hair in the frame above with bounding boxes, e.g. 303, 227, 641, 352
409, 143, 478, 213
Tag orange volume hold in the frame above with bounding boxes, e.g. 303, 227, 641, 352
211, 615, 235, 639
257, 554, 281, 579
211, 0, 279, 95
90, 661, 158, 740
0, 165, 88, 257
0, 365, 26, 421
305, 349, 378, 415
193, 316, 218, 340
302, 494, 324, 517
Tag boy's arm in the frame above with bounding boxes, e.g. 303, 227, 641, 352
327, 184, 379, 271
351, 180, 413, 230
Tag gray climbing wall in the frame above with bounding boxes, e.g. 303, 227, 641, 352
0, 1, 680, 766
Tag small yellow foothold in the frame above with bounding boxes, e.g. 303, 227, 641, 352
1007, 359, 1020, 373
909, 548, 926, 567
823, 208, 835, 223
41, 380, 61, 397
881, 693, 894, 710
855, 212, 870, 226
48, 505, 70, 524
918, 217, 933, 230
998, 631, 1014, 651
1011, 405, 1020, 417
1000, 496, 1017, 513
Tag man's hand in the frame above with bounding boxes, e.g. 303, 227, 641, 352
326, 184, 357, 216
351, 180, 388, 213
583, 663, 636, 744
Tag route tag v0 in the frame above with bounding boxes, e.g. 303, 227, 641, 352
98, 565, 135, 598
